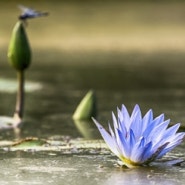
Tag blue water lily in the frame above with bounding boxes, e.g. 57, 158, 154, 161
93, 104, 185, 168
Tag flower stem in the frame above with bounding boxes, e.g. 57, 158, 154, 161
14, 70, 25, 119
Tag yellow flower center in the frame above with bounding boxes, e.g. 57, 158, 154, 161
119, 156, 142, 168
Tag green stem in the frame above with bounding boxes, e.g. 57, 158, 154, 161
15, 70, 25, 119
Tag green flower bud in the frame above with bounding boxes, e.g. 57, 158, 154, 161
8, 21, 31, 71
73, 90, 97, 120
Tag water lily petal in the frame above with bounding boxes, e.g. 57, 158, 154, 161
142, 109, 153, 133
152, 123, 181, 149
112, 112, 120, 139
147, 119, 170, 144
153, 114, 165, 125
156, 132, 185, 159
117, 129, 130, 158
143, 114, 165, 139
163, 123, 181, 141
120, 104, 131, 130
112, 112, 118, 129
140, 141, 153, 163
108, 122, 115, 138
117, 108, 127, 136
130, 106, 143, 139
131, 104, 141, 117
93, 118, 120, 156
129, 129, 136, 148
130, 137, 146, 162
146, 142, 169, 162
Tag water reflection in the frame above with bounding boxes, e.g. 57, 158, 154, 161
74, 120, 100, 139
0, 78, 42, 93
104, 167, 184, 185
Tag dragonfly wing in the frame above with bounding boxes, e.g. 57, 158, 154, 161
18, 5, 37, 16
18, 5, 48, 20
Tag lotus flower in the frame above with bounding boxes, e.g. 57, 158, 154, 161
93, 104, 185, 168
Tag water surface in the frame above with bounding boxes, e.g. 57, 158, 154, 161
0, 1, 185, 184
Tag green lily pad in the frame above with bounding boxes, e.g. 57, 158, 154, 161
1, 137, 108, 154
12, 137, 46, 148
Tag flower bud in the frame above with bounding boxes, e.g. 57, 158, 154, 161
73, 90, 97, 120
8, 21, 31, 71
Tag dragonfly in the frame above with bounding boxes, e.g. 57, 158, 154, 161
18, 5, 49, 20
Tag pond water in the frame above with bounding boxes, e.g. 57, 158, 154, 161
0, 149, 185, 185
0, 1, 185, 184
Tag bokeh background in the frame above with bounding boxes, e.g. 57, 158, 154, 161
1, 0, 185, 52
0, 0, 185, 138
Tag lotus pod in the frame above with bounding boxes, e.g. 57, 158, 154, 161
8, 21, 31, 71
73, 90, 97, 120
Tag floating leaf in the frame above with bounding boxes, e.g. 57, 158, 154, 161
12, 137, 46, 148
1, 137, 108, 154
0, 137, 183, 168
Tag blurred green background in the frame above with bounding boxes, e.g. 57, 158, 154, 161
1, 0, 185, 53
1, 0, 185, 138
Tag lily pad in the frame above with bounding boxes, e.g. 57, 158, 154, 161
12, 137, 46, 148
1, 137, 108, 154
0, 137, 184, 168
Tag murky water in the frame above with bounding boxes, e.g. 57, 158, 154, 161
0, 1, 185, 185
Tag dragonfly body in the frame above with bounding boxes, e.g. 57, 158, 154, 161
18, 5, 48, 20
